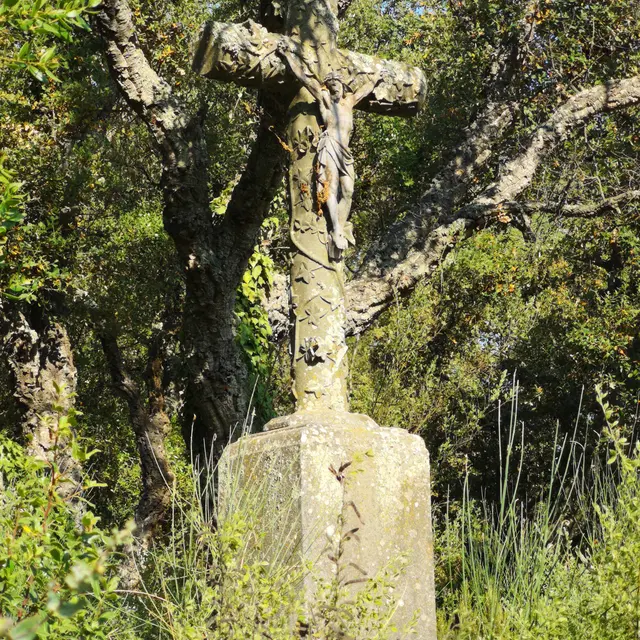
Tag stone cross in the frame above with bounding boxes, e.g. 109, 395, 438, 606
193, 0, 426, 411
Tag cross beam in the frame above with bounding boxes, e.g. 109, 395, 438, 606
193, 20, 426, 117
193, 3, 425, 412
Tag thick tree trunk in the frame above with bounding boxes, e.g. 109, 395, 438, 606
0, 302, 82, 501
98, 0, 286, 466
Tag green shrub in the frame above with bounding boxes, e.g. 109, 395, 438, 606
0, 431, 132, 639
437, 386, 640, 639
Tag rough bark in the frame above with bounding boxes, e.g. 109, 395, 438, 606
459, 76, 640, 220
98, 0, 286, 461
99, 330, 174, 545
502, 190, 640, 219
337, 0, 355, 18
0, 301, 82, 501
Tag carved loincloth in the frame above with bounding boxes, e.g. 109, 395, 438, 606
317, 130, 354, 181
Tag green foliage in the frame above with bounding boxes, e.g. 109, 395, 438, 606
351, 215, 640, 497
0, 0, 100, 298
128, 509, 302, 639
0, 160, 24, 271
236, 218, 278, 380
0, 0, 100, 81
2, 0, 640, 635
0, 433, 133, 640
437, 389, 640, 639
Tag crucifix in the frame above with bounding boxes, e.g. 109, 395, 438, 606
193, 0, 425, 412
195, 7, 436, 633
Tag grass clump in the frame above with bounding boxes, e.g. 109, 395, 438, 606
437, 384, 640, 639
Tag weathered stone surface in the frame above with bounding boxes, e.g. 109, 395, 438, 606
218, 411, 436, 639
192, 21, 427, 117
193, 3, 426, 416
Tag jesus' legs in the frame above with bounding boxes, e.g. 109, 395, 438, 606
338, 172, 354, 229
322, 163, 348, 258
326, 194, 348, 257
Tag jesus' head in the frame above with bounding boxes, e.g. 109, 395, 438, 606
324, 72, 345, 101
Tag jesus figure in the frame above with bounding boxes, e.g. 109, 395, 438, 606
277, 40, 380, 259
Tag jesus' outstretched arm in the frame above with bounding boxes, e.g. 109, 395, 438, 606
277, 40, 324, 103
350, 71, 382, 107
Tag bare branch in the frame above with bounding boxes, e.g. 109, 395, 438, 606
219, 96, 288, 282
348, 3, 539, 291
503, 190, 640, 219
462, 76, 640, 219
345, 218, 474, 335
412, 0, 538, 221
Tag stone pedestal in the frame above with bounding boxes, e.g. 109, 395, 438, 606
218, 410, 436, 639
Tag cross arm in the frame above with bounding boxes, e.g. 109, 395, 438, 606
192, 20, 427, 117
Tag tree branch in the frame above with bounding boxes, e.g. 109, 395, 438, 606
97, 0, 190, 159
503, 190, 640, 219
98, 0, 284, 454
266, 74, 640, 338
346, 75, 640, 333
331, 3, 539, 334
98, 329, 174, 547
218, 95, 288, 283
410, 1, 536, 224
460, 76, 640, 220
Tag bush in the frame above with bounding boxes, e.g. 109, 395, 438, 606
0, 430, 132, 639
437, 386, 640, 639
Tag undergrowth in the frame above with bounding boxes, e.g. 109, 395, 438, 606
436, 384, 640, 639
2, 384, 639, 638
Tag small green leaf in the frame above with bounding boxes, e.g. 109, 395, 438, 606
17, 42, 30, 60
27, 66, 45, 82
8, 613, 45, 640
58, 598, 87, 618
40, 46, 56, 64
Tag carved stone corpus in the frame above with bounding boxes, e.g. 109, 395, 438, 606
193, 0, 426, 411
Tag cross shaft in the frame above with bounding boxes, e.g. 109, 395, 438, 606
193, 1, 425, 412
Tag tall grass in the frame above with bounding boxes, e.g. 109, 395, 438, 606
111, 412, 305, 640
113, 412, 407, 639
437, 383, 640, 639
